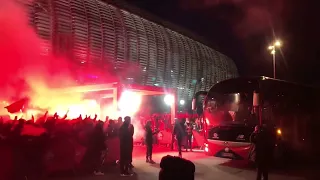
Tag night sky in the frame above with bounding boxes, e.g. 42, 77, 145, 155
121, 0, 319, 85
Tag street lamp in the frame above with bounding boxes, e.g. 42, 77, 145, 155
268, 40, 281, 78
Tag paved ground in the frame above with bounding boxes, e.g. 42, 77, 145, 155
51, 146, 313, 180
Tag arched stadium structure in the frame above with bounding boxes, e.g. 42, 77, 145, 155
24, 0, 238, 101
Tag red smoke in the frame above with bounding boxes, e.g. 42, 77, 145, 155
0, 0, 119, 119
0, 0, 76, 97
0, 0, 150, 142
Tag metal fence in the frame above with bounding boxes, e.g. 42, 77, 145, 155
24, 0, 238, 101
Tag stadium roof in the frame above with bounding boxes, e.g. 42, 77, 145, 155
104, 0, 220, 51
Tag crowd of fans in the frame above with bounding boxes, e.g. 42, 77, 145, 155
0, 112, 198, 180
0, 112, 125, 179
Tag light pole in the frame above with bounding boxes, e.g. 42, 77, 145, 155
268, 40, 281, 78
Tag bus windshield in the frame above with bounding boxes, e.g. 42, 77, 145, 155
204, 92, 258, 126
203, 77, 262, 127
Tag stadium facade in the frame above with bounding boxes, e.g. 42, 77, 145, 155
24, 0, 238, 101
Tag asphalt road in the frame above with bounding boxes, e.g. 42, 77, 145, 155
51, 146, 313, 180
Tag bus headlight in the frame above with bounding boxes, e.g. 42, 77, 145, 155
204, 143, 209, 152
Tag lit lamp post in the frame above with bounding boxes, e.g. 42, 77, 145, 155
268, 40, 281, 78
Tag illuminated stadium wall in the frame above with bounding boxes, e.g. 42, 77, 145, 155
24, 0, 238, 101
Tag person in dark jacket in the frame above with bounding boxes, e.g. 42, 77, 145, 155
83, 121, 106, 175
116, 117, 123, 129
248, 125, 260, 163
115, 117, 123, 165
107, 120, 117, 138
145, 120, 159, 163
119, 116, 133, 176
128, 119, 134, 168
255, 125, 275, 180
173, 119, 185, 157
186, 122, 193, 152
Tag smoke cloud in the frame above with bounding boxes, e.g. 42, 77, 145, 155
0, 0, 76, 97
0, 0, 119, 118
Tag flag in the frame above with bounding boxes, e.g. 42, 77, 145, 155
21, 124, 46, 136
4, 97, 30, 113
